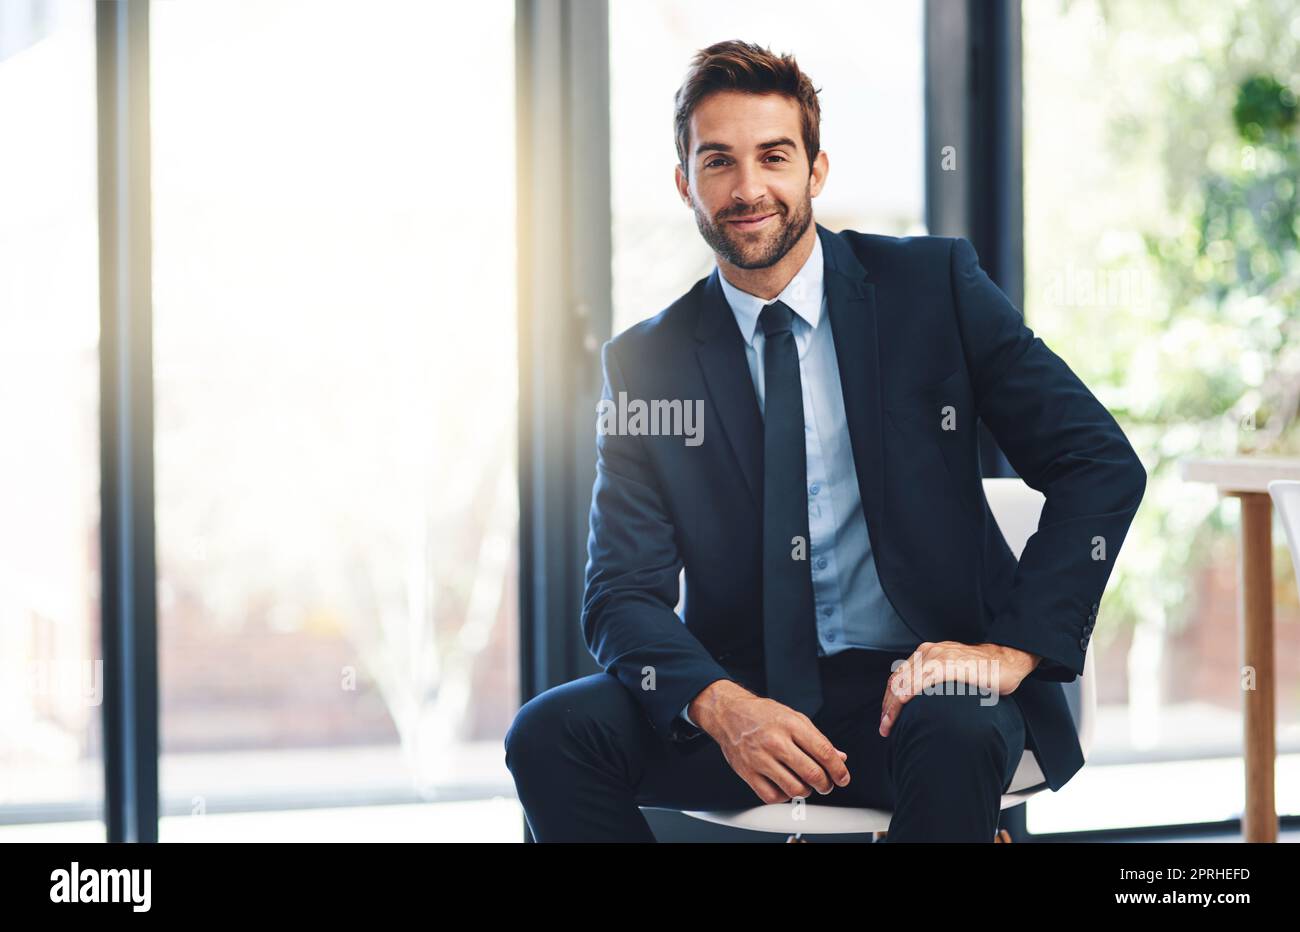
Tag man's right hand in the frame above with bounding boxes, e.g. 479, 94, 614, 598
688, 680, 850, 804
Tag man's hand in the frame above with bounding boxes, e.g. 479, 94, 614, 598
689, 680, 851, 804
878, 641, 1039, 738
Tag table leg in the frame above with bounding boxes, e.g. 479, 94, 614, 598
1237, 492, 1277, 843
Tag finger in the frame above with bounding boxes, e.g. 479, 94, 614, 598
757, 752, 816, 800
884, 649, 922, 712
744, 770, 791, 806
881, 662, 919, 736
880, 656, 918, 735
777, 741, 838, 795
880, 695, 897, 737
790, 722, 851, 788
883, 657, 962, 736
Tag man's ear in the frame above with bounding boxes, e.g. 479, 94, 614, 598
808, 149, 830, 198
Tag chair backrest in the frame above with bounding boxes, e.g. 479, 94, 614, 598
981, 477, 1045, 558
1269, 480, 1300, 594
981, 477, 1096, 758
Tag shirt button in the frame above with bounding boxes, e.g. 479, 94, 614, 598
827, 631, 837, 641
809, 483, 820, 496
823, 606, 834, 617
815, 557, 828, 570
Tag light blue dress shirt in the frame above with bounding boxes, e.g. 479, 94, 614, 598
681, 233, 918, 727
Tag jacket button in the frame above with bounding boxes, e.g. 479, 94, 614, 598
1079, 637, 1089, 650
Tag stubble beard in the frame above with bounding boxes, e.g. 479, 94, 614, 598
693, 184, 814, 270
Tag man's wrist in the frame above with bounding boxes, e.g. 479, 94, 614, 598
688, 678, 751, 733
992, 644, 1040, 677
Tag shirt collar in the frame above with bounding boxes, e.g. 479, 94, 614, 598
717, 231, 824, 345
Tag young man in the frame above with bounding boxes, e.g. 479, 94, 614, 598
505, 40, 1145, 842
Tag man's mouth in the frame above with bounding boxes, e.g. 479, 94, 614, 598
727, 212, 777, 231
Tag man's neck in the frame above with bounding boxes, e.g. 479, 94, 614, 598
717, 222, 818, 301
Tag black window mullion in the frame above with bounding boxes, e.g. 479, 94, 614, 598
96, 0, 158, 845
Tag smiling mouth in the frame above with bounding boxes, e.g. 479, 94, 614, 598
727, 212, 777, 230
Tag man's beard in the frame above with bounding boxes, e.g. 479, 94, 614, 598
694, 186, 814, 270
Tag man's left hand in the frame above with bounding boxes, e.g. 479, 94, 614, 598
879, 642, 1039, 738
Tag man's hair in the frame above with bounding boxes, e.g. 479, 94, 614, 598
673, 39, 822, 179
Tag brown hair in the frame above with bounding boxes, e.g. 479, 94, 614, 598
673, 40, 822, 179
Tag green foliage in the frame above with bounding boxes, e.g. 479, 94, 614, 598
1135, 4, 1300, 626
1233, 74, 1298, 144
1025, 0, 1300, 636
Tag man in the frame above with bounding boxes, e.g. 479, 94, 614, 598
505, 39, 1145, 842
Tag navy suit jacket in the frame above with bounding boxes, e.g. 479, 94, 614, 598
581, 223, 1146, 792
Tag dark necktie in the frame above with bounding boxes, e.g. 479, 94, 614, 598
758, 300, 823, 719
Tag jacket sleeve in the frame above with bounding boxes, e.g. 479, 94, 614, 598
947, 236, 1146, 681
581, 339, 735, 738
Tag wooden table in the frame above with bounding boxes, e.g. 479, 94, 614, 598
1181, 456, 1300, 842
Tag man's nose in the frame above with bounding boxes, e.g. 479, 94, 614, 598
731, 164, 768, 205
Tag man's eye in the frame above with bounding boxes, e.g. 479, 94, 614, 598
703, 154, 786, 168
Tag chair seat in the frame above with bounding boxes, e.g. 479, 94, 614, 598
681, 801, 892, 834
677, 748, 1050, 835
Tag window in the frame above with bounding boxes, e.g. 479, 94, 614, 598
0, 0, 103, 839
150, 0, 518, 839
1023, 0, 1300, 833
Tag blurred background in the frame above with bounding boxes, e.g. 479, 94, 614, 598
0, 0, 1297, 842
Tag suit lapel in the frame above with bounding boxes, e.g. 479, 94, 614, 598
818, 223, 885, 541
695, 268, 763, 508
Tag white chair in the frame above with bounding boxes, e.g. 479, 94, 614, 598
667, 477, 1097, 841
1268, 480, 1300, 594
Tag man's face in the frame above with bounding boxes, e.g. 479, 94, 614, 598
676, 90, 827, 270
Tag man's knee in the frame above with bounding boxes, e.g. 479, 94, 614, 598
892, 689, 1012, 756
503, 673, 635, 774
503, 690, 555, 774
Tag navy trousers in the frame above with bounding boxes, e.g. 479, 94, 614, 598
505, 647, 1028, 842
